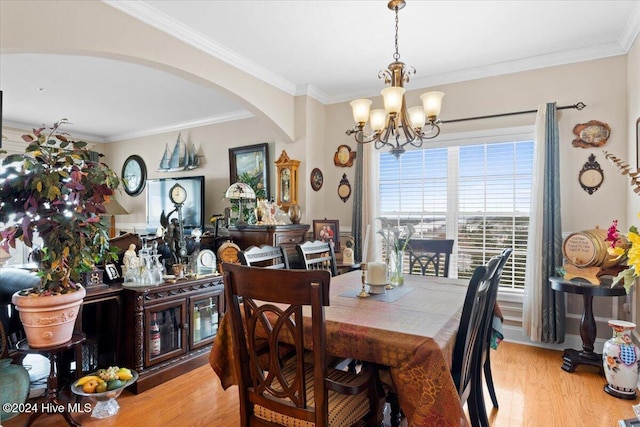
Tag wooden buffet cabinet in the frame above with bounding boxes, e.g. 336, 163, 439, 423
120, 275, 224, 393
228, 224, 310, 256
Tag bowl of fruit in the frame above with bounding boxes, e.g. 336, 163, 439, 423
71, 366, 137, 419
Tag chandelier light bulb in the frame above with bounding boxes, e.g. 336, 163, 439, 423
350, 99, 372, 125
408, 106, 426, 130
370, 109, 388, 132
421, 91, 445, 121
381, 87, 405, 114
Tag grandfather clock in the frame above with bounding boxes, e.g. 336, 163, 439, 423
274, 150, 300, 210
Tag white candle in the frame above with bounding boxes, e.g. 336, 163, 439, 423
362, 224, 370, 264
367, 262, 387, 285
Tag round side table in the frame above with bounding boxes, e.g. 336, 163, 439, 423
16, 332, 86, 427
549, 277, 626, 373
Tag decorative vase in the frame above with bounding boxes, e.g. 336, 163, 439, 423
12, 286, 86, 348
388, 249, 405, 287
288, 204, 302, 224
602, 319, 640, 399
0, 358, 30, 421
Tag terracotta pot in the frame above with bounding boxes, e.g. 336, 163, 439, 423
12, 286, 86, 348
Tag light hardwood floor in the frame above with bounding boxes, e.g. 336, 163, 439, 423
3, 341, 639, 427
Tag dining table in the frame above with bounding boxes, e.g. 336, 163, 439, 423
209, 270, 470, 427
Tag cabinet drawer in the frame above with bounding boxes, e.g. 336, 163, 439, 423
275, 233, 303, 246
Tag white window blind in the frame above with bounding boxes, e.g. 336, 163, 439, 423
379, 137, 533, 290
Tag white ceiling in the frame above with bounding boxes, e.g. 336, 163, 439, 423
1, 0, 640, 142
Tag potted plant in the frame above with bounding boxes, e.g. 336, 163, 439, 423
0, 119, 121, 347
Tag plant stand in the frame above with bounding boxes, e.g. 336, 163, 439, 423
16, 332, 85, 427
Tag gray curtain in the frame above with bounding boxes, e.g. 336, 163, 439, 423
541, 102, 565, 343
351, 143, 364, 262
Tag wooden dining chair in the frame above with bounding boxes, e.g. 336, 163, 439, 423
238, 244, 289, 269
402, 239, 454, 277
222, 263, 383, 427
475, 248, 512, 427
450, 255, 500, 427
296, 240, 338, 277
384, 256, 500, 427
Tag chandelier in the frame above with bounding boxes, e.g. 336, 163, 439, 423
346, 0, 444, 159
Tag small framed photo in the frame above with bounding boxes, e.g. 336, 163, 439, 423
229, 143, 270, 199
313, 219, 340, 253
105, 263, 120, 281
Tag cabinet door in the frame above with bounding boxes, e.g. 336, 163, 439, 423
190, 290, 223, 349
145, 300, 187, 366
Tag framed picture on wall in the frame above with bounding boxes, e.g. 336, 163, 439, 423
313, 219, 340, 253
229, 143, 270, 199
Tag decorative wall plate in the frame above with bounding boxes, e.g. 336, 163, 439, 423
310, 168, 323, 191
572, 120, 611, 148
334, 145, 356, 167
579, 154, 604, 194
337, 173, 351, 203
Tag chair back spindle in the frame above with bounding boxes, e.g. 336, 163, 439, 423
296, 240, 338, 277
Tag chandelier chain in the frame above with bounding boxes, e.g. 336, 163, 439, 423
394, 6, 400, 61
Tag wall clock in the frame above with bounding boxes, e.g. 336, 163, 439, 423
122, 155, 147, 196
337, 173, 351, 203
578, 154, 604, 195
310, 168, 323, 191
334, 145, 356, 167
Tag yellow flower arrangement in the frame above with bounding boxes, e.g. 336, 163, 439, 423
607, 215, 640, 292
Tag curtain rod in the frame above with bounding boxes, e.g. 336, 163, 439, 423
441, 101, 586, 124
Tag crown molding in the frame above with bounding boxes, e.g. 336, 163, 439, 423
103, 0, 640, 110
102, 0, 297, 96
5, 110, 254, 143
295, 83, 328, 104
105, 110, 254, 142
620, 2, 640, 52
2, 120, 106, 143
327, 41, 628, 105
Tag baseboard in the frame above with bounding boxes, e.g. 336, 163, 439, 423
501, 324, 608, 353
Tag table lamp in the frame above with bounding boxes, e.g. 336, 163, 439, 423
105, 198, 129, 238
225, 182, 256, 226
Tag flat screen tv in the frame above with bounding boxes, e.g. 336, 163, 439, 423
146, 176, 204, 233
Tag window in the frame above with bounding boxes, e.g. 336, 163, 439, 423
378, 129, 534, 290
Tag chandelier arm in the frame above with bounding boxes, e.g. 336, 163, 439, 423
418, 123, 441, 140
375, 124, 395, 150
398, 107, 418, 144
355, 130, 377, 144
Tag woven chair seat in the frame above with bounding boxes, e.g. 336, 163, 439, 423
255, 361, 371, 427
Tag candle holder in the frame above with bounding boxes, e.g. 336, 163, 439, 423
358, 263, 370, 298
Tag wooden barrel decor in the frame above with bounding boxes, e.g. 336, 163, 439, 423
562, 228, 628, 269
